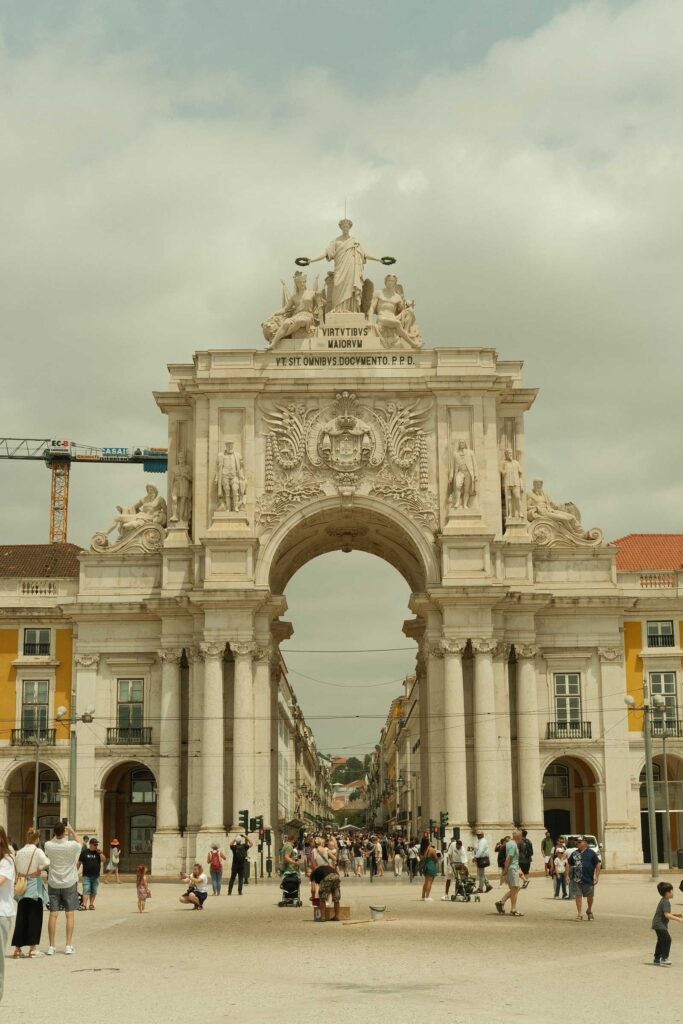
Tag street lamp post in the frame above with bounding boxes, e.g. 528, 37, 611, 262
57, 702, 94, 829
662, 727, 673, 869
625, 678, 666, 879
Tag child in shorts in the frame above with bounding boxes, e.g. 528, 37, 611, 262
651, 881, 683, 965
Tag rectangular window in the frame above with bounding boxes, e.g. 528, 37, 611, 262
647, 621, 675, 648
23, 628, 51, 656
554, 673, 582, 724
650, 672, 678, 729
22, 680, 49, 738
117, 678, 144, 736
543, 763, 570, 799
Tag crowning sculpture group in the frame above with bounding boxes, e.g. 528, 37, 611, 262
89, 219, 603, 553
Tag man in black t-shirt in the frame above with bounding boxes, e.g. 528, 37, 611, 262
78, 838, 106, 910
228, 833, 253, 895
568, 836, 601, 921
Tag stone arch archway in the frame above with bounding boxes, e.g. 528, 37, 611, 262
255, 494, 439, 595
102, 760, 157, 872
542, 755, 602, 841
3, 760, 63, 845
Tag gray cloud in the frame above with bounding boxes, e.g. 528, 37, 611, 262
1, 0, 681, 750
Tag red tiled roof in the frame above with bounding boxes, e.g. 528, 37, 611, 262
612, 534, 683, 572
0, 544, 83, 578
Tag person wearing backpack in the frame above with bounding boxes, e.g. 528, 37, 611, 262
518, 829, 533, 889
207, 843, 227, 895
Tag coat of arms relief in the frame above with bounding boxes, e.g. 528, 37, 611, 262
256, 392, 437, 529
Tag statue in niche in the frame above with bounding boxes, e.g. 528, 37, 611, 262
501, 448, 524, 520
215, 440, 246, 512
262, 271, 325, 348
91, 484, 167, 553
304, 218, 384, 313
170, 450, 192, 524
449, 438, 478, 509
525, 479, 603, 548
369, 274, 422, 349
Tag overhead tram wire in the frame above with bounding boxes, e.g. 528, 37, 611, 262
282, 646, 417, 653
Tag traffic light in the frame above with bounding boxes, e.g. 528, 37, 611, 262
264, 828, 272, 846
429, 818, 436, 836
439, 811, 448, 840
249, 817, 256, 832
255, 815, 264, 829
238, 809, 249, 831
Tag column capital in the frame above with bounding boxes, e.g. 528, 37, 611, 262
158, 646, 184, 664
471, 638, 499, 656
74, 653, 100, 669
198, 641, 226, 661
426, 642, 444, 659
253, 644, 273, 662
440, 637, 467, 657
598, 646, 623, 665
516, 643, 539, 661
231, 640, 257, 659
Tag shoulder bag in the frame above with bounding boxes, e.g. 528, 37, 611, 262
14, 848, 36, 898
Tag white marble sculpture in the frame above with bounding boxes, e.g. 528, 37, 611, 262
449, 439, 478, 509
369, 274, 422, 350
262, 272, 325, 348
526, 479, 603, 547
215, 441, 246, 512
305, 218, 383, 313
170, 451, 192, 524
501, 449, 524, 520
91, 484, 167, 553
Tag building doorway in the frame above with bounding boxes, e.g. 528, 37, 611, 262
102, 761, 157, 872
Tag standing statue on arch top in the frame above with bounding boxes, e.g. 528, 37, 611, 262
303, 217, 387, 313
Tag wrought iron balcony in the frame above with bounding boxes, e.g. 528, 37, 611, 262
646, 634, 675, 648
106, 727, 152, 745
22, 643, 51, 655
11, 728, 56, 746
546, 721, 592, 740
650, 719, 683, 738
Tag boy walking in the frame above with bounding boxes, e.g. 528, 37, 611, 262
652, 881, 683, 966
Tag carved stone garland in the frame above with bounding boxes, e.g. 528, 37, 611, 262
257, 392, 437, 528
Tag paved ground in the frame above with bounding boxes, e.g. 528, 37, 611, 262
3, 870, 682, 1022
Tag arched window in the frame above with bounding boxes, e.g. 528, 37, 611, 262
543, 763, 570, 799
639, 763, 661, 799
130, 767, 156, 804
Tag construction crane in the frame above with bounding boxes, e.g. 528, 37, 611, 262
0, 438, 168, 544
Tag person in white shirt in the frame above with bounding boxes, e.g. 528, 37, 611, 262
179, 863, 209, 909
443, 839, 468, 900
0, 825, 17, 1003
471, 829, 493, 893
44, 822, 83, 955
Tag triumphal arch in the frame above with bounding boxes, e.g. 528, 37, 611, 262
75, 219, 638, 872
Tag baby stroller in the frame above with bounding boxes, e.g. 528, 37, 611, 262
278, 872, 303, 908
450, 868, 481, 903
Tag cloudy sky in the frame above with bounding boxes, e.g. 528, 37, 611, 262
2, 0, 682, 753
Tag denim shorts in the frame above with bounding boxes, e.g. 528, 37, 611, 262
48, 883, 80, 912
82, 876, 100, 896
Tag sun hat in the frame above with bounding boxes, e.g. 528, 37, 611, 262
110, 838, 120, 846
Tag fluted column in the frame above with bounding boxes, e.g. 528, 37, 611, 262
425, 641, 445, 817
231, 641, 255, 829
494, 644, 514, 823
199, 641, 225, 831
516, 644, 543, 827
440, 638, 468, 827
252, 645, 273, 828
156, 647, 183, 831
185, 646, 203, 832
472, 638, 499, 828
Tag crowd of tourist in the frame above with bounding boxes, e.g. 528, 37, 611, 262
1, 818, 682, 1003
